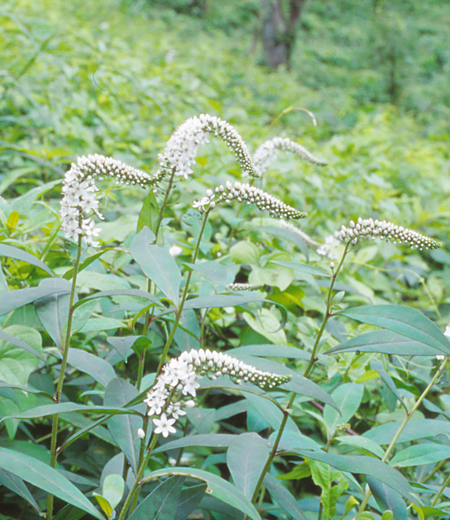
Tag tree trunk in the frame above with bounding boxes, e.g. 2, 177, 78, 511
260, 0, 306, 69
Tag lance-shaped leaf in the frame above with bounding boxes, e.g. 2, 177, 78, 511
367, 476, 407, 520
129, 228, 181, 305
0, 468, 41, 513
292, 450, 413, 502
264, 473, 307, 520
338, 305, 450, 355
364, 419, 450, 445
2, 402, 143, 422
0, 330, 45, 361
326, 330, 444, 357
128, 475, 184, 520
0, 448, 104, 519
323, 383, 363, 436
140, 467, 261, 520
226, 433, 271, 498
0, 278, 71, 317
104, 378, 145, 474
153, 434, 238, 455
35, 278, 73, 349
67, 349, 116, 387
0, 243, 54, 277
390, 443, 450, 467
370, 360, 407, 411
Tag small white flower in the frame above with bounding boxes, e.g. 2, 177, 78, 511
137, 428, 145, 439
436, 355, 445, 361
169, 245, 183, 257
153, 414, 177, 438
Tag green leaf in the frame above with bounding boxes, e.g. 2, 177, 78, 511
326, 330, 444, 357
67, 349, 116, 387
74, 289, 162, 311
390, 443, 450, 467
140, 467, 261, 520
339, 305, 450, 355
335, 436, 384, 459
0, 468, 41, 513
152, 434, 237, 455
0, 279, 71, 316
137, 193, 159, 235
264, 473, 307, 520
370, 360, 407, 411
293, 450, 413, 501
270, 260, 331, 277
259, 225, 309, 258
230, 241, 260, 265
364, 419, 450, 445
3, 402, 143, 421
0, 447, 104, 519
0, 325, 43, 386
0, 244, 54, 277
102, 474, 124, 511
129, 228, 181, 305
186, 407, 216, 434
323, 383, 363, 436
128, 475, 184, 520
309, 460, 348, 520
250, 252, 294, 291
0, 330, 45, 361
107, 336, 144, 362
35, 278, 73, 349
51, 504, 87, 520
63, 247, 126, 280
231, 344, 310, 360
367, 476, 407, 520
183, 293, 265, 310
104, 378, 145, 474
183, 261, 236, 286
174, 483, 207, 520
282, 375, 339, 411
226, 433, 271, 498
243, 308, 287, 344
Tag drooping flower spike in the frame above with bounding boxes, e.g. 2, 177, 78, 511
279, 219, 321, 248
157, 114, 259, 180
334, 217, 441, 250
227, 283, 264, 291
60, 154, 157, 247
144, 348, 291, 437
253, 137, 327, 177
193, 181, 307, 220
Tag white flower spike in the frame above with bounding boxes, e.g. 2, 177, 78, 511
144, 349, 291, 438
253, 136, 327, 176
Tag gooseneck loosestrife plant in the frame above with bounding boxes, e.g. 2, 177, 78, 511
1, 113, 448, 520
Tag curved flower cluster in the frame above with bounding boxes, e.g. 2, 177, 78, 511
144, 348, 291, 437
157, 114, 258, 180
279, 220, 321, 248
335, 218, 441, 250
227, 283, 264, 291
193, 181, 307, 220
60, 155, 155, 247
253, 137, 327, 176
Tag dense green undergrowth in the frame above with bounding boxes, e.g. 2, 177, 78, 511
1, 1, 450, 519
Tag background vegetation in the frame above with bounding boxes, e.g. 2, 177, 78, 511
1, 0, 450, 519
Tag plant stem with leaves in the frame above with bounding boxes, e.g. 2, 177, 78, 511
46, 232, 83, 520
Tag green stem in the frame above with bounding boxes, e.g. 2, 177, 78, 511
358, 357, 448, 514
250, 244, 351, 507
303, 242, 350, 379
156, 208, 211, 375
46, 232, 83, 520
117, 434, 159, 520
431, 471, 450, 507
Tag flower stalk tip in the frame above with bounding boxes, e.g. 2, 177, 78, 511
144, 348, 291, 438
